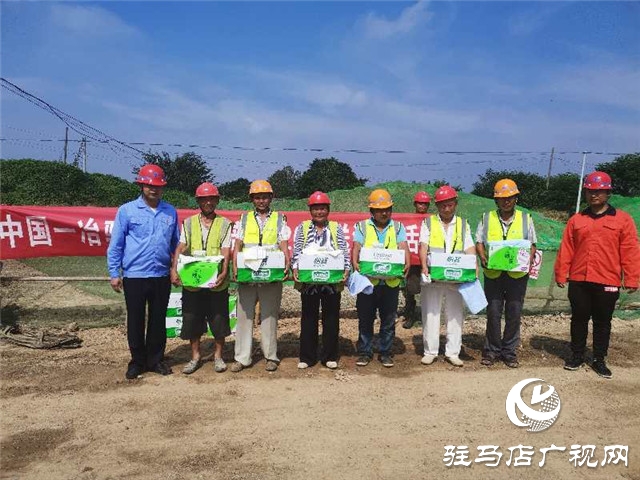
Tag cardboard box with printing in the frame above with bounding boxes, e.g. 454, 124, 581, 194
236, 250, 286, 283
359, 248, 405, 279
428, 252, 477, 283
487, 240, 532, 273
298, 252, 345, 284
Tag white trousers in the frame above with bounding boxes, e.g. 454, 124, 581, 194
234, 283, 282, 366
421, 283, 464, 357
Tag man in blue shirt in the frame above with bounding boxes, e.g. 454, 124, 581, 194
107, 164, 180, 379
351, 189, 410, 368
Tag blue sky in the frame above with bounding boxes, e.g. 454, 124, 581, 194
2, 1, 639, 189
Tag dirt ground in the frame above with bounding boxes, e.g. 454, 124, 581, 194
1, 262, 639, 479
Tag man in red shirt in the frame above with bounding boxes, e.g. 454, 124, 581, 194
555, 171, 639, 378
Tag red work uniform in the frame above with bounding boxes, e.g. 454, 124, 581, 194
554, 206, 640, 360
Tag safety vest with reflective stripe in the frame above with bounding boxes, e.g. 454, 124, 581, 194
183, 214, 232, 291
482, 209, 530, 279
359, 219, 403, 288
426, 215, 466, 254
240, 211, 284, 248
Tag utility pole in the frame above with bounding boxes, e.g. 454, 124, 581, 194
546, 147, 554, 189
83, 137, 87, 172
575, 152, 589, 214
63, 127, 69, 164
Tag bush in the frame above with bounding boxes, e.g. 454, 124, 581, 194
1, 159, 92, 205
471, 169, 547, 209
596, 153, 640, 197
1, 159, 195, 207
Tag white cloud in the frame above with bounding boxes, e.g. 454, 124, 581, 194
360, 2, 432, 40
544, 64, 640, 112
49, 4, 139, 38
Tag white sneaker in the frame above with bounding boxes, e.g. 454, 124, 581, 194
298, 362, 309, 369
421, 354, 437, 365
446, 355, 464, 367
325, 361, 338, 369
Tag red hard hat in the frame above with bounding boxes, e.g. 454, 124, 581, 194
135, 164, 167, 186
413, 191, 431, 203
195, 182, 219, 197
434, 185, 458, 203
308, 191, 331, 206
583, 171, 612, 190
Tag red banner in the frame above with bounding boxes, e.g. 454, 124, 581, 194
0, 205, 427, 263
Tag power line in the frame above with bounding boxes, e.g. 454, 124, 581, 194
0, 135, 627, 157
1, 78, 144, 163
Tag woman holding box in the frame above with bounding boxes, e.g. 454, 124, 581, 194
292, 192, 350, 370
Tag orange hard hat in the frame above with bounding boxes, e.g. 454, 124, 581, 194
195, 182, 219, 197
249, 180, 273, 195
135, 164, 167, 186
494, 178, 520, 198
308, 191, 331, 206
368, 189, 393, 209
434, 185, 458, 203
583, 171, 612, 190
413, 191, 431, 203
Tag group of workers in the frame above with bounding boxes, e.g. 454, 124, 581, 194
107, 165, 639, 381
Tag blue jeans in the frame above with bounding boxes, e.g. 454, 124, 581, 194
356, 283, 399, 357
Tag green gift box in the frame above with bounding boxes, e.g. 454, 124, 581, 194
358, 248, 405, 279
177, 254, 223, 288
236, 251, 286, 283
428, 252, 477, 283
166, 292, 237, 338
487, 240, 531, 273
298, 252, 344, 284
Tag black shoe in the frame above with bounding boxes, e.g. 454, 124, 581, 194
591, 359, 612, 379
564, 356, 584, 371
379, 355, 394, 368
125, 363, 144, 380
402, 318, 414, 329
149, 361, 172, 376
356, 355, 371, 366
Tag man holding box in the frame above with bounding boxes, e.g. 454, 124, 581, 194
292, 191, 350, 370
555, 171, 639, 379
231, 180, 290, 373
352, 189, 410, 368
475, 178, 536, 368
419, 185, 476, 367
107, 164, 179, 380
170, 183, 232, 375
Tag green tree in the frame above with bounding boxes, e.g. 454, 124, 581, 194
596, 153, 640, 196
135, 151, 214, 194
545, 173, 581, 212
297, 157, 367, 198
268, 166, 301, 198
432, 179, 464, 192
471, 169, 547, 209
218, 178, 251, 202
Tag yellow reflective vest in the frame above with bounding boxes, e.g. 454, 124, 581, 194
359, 219, 403, 288
240, 211, 284, 248
183, 214, 232, 291
425, 215, 466, 253
482, 209, 530, 279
